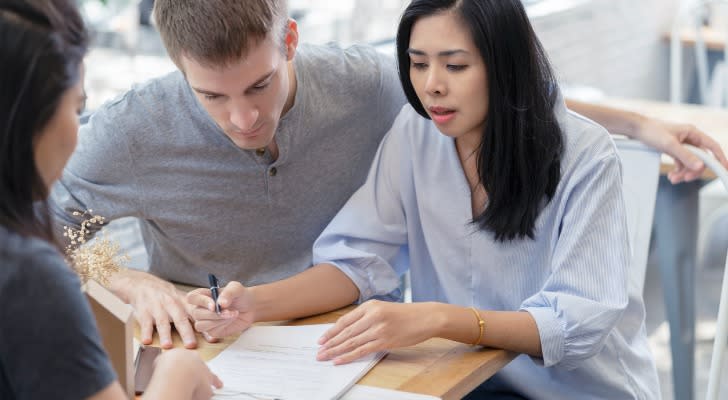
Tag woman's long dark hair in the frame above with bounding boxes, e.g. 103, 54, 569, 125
0, 0, 88, 241
396, 0, 563, 242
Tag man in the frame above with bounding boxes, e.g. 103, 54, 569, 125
51, 0, 727, 349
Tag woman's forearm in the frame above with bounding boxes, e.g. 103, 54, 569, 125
429, 303, 542, 356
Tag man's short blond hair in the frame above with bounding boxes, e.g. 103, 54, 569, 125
154, 0, 288, 69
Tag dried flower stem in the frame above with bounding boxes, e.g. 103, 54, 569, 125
63, 210, 127, 285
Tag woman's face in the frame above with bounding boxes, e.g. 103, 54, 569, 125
34, 68, 85, 192
408, 12, 489, 149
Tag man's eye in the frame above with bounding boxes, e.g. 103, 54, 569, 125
253, 82, 270, 91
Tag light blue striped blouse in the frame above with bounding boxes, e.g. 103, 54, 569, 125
313, 101, 660, 399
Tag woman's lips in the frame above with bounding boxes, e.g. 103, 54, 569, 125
429, 106, 456, 124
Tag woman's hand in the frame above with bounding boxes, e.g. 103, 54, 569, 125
144, 348, 223, 400
316, 300, 442, 365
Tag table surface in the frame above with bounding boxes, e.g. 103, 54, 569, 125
663, 26, 727, 51
136, 306, 516, 400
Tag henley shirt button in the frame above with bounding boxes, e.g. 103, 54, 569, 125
256, 148, 265, 156
269, 167, 277, 177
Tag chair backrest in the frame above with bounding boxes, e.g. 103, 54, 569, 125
614, 138, 661, 295
684, 145, 728, 400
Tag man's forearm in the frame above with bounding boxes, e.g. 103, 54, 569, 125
565, 98, 647, 139
250, 263, 359, 322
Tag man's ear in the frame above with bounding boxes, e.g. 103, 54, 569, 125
284, 18, 299, 61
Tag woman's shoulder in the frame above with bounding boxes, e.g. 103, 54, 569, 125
0, 226, 78, 300
558, 103, 620, 174
0, 225, 62, 265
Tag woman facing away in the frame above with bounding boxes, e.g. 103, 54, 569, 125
189, 0, 660, 397
0, 0, 222, 399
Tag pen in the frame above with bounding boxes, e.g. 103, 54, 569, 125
208, 273, 221, 315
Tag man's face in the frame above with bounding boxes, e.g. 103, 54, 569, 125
182, 27, 297, 150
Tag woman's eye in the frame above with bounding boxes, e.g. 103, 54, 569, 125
447, 64, 467, 72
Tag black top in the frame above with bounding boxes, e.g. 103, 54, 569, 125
0, 225, 116, 399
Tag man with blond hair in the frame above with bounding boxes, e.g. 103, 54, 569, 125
51, 0, 727, 350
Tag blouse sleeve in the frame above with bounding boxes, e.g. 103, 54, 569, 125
313, 107, 414, 303
520, 151, 631, 370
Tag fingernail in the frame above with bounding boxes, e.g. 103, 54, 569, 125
692, 161, 703, 169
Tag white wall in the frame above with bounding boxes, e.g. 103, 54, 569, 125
531, 0, 681, 100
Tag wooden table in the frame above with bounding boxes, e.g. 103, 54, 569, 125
137, 306, 515, 400
598, 97, 728, 179
663, 26, 726, 51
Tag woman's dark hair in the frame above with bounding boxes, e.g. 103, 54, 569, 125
396, 0, 563, 242
0, 0, 88, 241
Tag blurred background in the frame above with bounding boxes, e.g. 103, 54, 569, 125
79, 0, 692, 110
77, 1, 728, 399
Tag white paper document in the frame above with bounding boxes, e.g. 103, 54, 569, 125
209, 324, 384, 400
341, 385, 441, 400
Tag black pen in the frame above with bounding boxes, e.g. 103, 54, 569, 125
208, 273, 221, 315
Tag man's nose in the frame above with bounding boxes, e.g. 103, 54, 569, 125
229, 100, 259, 132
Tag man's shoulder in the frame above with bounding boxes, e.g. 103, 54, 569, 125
83, 70, 195, 137
298, 42, 388, 63
92, 70, 187, 120
296, 42, 394, 83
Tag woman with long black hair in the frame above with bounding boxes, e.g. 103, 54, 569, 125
309, 0, 660, 397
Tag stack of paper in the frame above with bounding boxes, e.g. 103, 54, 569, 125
209, 324, 384, 400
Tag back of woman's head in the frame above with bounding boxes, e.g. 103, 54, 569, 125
0, 0, 88, 239
396, 0, 563, 242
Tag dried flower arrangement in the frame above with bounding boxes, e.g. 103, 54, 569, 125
63, 210, 127, 285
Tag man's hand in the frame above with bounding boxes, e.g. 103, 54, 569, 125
636, 118, 728, 184
108, 269, 197, 349
187, 281, 256, 339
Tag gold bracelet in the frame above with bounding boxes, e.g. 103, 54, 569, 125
469, 306, 485, 346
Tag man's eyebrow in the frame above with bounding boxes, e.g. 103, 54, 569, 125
191, 70, 276, 97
